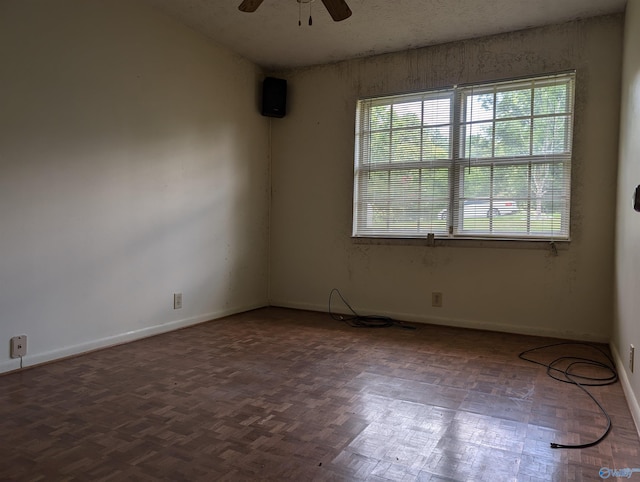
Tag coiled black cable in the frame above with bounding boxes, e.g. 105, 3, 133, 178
518, 342, 618, 449
328, 288, 416, 330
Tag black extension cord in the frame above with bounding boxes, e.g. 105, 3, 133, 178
518, 342, 618, 449
328, 288, 416, 330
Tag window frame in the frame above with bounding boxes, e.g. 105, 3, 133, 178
352, 71, 576, 243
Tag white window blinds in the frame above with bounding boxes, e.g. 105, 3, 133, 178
353, 72, 575, 240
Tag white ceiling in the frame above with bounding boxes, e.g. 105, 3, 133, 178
143, 0, 627, 71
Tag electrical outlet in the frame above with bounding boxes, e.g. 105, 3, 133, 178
630, 344, 635, 373
10, 335, 27, 358
432, 292, 443, 308
173, 293, 182, 310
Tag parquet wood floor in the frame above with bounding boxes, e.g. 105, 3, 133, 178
1, 307, 639, 481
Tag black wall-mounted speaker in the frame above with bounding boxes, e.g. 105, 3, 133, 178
262, 77, 287, 118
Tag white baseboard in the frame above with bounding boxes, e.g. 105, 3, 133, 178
0, 302, 267, 375
610, 342, 640, 439
270, 299, 610, 343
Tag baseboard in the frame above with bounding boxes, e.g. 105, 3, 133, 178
270, 299, 610, 343
0, 302, 267, 375
610, 342, 640, 439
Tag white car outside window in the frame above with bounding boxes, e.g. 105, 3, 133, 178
438, 200, 518, 219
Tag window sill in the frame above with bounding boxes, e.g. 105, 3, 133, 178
351, 236, 570, 251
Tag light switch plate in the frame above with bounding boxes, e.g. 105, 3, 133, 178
174, 293, 182, 310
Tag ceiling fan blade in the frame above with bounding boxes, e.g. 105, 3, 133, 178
320, 0, 352, 22
238, 0, 265, 13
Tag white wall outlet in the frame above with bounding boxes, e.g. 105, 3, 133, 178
432, 292, 443, 308
174, 293, 183, 310
10, 335, 27, 358
630, 344, 635, 373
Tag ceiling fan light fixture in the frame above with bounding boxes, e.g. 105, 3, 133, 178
239, 0, 351, 22
297, 0, 315, 26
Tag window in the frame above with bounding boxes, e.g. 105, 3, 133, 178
353, 72, 575, 241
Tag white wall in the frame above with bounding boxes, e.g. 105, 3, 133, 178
613, 0, 640, 431
0, 0, 270, 373
270, 16, 623, 342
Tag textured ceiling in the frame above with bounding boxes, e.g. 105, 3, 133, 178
142, 0, 627, 71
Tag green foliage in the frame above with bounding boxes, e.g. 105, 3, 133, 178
461, 80, 571, 215
358, 77, 572, 236
368, 99, 451, 164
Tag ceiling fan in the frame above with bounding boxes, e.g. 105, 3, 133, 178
238, 0, 352, 22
